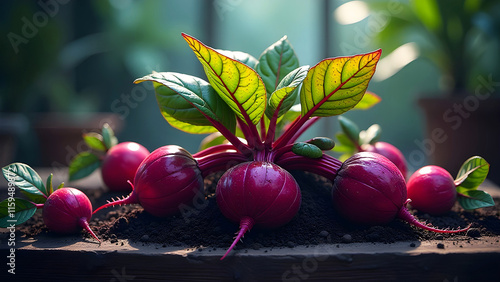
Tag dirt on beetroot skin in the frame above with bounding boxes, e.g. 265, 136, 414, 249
12, 171, 500, 251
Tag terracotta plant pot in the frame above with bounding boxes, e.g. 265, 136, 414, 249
33, 112, 123, 167
418, 96, 500, 184
0, 114, 29, 165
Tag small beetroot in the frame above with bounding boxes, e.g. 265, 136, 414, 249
406, 165, 457, 215
101, 141, 150, 191
68, 123, 149, 192
1, 163, 100, 242
101, 142, 149, 191
43, 187, 100, 242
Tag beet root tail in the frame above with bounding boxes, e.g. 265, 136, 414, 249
93, 181, 139, 215
78, 217, 101, 243
397, 206, 471, 233
221, 217, 255, 260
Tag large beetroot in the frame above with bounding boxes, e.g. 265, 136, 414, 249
331, 152, 470, 233
93, 145, 204, 217
216, 161, 301, 259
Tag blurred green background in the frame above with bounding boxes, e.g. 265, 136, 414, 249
1, 0, 499, 174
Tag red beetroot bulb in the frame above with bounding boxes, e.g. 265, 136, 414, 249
101, 142, 150, 191
42, 187, 100, 242
361, 141, 407, 178
406, 165, 457, 215
332, 152, 407, 225
216, 161, 301, 259
94, 145, 203, 217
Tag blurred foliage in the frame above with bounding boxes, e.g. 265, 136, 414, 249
0, 0, 203, 114
367, 0, 500, 95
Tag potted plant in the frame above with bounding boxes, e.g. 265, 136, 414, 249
0, 1, 125, 167
368, 0, 500, 182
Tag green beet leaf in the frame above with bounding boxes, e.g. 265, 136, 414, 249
216, 49, 259, 69
0, 198, 38, 228
199, 132, 228, 151
182, 33, 266, 126
455, 156, 490, 191
359, 124, 382, 145
2, 163, 47, 199
338, 116, 360, 145
458, 190, 495, 210
255, 36, 300, 95
300, 49, 381, 117
307, 137, 335, 151
102, 123, 118, 150
333, 132, 356, 150
292, 142, 323, 159
135, 72, 236, 134
46, 173, 53, 196
266, 66, 309, 120
83, 132, 107, 152
68, 152, 101, 181
351, 91, 381, 110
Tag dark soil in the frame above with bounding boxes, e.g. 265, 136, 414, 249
14, 171, 500, 251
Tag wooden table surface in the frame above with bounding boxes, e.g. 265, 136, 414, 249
1, 168, 500, 281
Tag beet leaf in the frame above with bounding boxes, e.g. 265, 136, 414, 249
255, 36, 300, 95
454, 156, 494, 210
2, 163, 48, 201
182, 33, 266, 129
135, 72, 236, 134
0, 198, 38, 227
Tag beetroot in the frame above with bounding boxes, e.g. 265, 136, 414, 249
406, 165, 457, 215
335, 116, 408, 178
93, 145, 203, 217
216, 161, 301, 259
43, 188, 100, 242
68, 124, 150, 192
331, 152, 470, 233
1, 163, 100, 242
361, 142, 408, 178
101, 142, 150, 191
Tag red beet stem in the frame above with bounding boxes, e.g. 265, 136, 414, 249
221, 216, 255, 260
397, 206, 471, 233
92, 181, 139, 215
78, 217, 101, 243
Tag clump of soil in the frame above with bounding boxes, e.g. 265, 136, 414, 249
14, 171, 500, 250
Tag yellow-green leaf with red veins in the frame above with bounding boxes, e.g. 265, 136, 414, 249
182, 33, 266, 126
352, 91, 381, 110
300, 49, 382, 117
